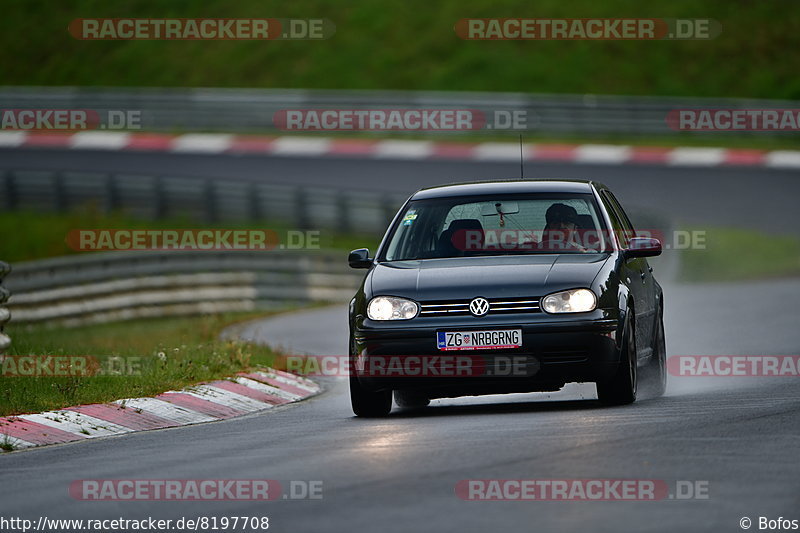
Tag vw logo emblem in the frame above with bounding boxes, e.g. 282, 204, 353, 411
469, 297, 490, 317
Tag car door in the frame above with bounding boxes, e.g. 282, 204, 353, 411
600, 191, 654, 360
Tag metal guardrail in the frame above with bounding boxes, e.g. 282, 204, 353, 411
0, 261, 10, 352
2, 207, 678, 327
0, 165, 395, 325
1, 169, 407, 234
4, 250, 364, 326
0, 166, 393, 328
1, 86, 797, 136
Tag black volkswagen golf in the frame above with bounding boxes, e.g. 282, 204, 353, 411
347, 179, 666, 417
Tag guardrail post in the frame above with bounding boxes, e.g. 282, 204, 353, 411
248, 182, 262, 221
153, 176, 167, 219
3, 171, 18, 210
381, 194, 396, 226
0, 261, 11, 355
337, 190, 351, 234
204, 178, 218, 223
105, 173, 121, 212
294, 187, 310, 230
53, 172, 68, 212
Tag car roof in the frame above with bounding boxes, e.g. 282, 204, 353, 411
410, 179, 605, 200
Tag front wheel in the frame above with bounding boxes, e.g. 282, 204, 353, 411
349, 338, 392, 417
641, 309, 667, 398
350, 375, 392, 417
596, 318, 637, 405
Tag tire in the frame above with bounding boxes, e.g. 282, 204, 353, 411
349, 338, 392, 417
394, 390, 430, 409
641, 309, 667, 398
597, 317, 637, 405
350, 375, 392, 417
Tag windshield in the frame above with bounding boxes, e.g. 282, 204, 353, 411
381, 193, 611, 261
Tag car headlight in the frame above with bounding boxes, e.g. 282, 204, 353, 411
541, 288, 597, 314
367, 296, 419, 320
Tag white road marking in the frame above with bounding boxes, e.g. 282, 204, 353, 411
20, 411, 132, 437
765, 150, 800, 168
473, 142, 524, 161
249, 370, 319, 393
270, 136, 332, 156
69, 131, 131, 150
112, 397, 217, 425
183, 384, 275, 412
667, 147, 726, 166
235, 376, 302, 401
574, 144, 633, 164
0, 131, 27, 147
171, 134, 234, 153
373, 140, 433, 159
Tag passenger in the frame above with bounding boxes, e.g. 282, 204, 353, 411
538, 203, 587, 252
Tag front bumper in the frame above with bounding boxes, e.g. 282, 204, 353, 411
353, 313, 621, 397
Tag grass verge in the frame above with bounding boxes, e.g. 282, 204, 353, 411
679, 227, 800, 282
0, 208, 380, 264
0, 311, 286, 417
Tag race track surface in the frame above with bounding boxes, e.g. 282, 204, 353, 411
1, 147, 798, 532
2, 279, 799, 533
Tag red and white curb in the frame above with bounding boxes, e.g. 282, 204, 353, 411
1, 131, 798, 168
0, 368, 319, 451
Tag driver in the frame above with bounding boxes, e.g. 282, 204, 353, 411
538, 203, 587, 252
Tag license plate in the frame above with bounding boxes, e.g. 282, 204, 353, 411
437, 329, 522, 351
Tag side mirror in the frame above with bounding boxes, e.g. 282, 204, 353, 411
624, 237, 662, 259
348, 248, 373, 269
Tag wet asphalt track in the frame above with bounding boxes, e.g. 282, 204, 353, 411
1, 147, 799, 532
1, 280, 799, 533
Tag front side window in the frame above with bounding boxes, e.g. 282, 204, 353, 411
382, 193, 610, 261
600, 191, 635, 248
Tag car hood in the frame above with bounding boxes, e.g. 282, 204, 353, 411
369, 254, 611, 300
